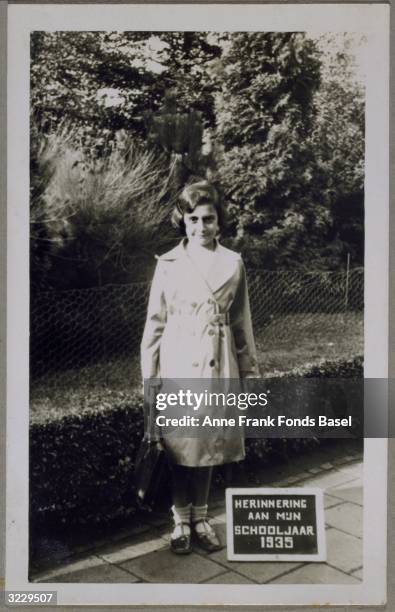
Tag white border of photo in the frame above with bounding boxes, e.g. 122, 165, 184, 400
6, 3, 388, 606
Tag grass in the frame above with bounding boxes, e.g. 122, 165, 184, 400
256, 311, 363, 375
30, 311, 363, 424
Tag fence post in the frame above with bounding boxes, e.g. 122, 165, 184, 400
344, 253, 351, 311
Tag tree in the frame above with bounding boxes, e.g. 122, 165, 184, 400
153, 32, 222, 129
213, 32, 364, 269
213, 33, 322, 266
306, 34, 365, 267
31, 31, 221, 146
31, 31, 164, 149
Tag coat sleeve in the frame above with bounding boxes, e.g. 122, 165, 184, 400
229, 260, 260, 378
140, 260, 167, 382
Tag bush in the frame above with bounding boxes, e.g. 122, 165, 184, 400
242, 356, 363, 469
31, 125, 179, 289
30, 397, 145, 529
30, 356, 363, 529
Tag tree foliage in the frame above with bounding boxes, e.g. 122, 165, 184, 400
31, 31, 220, 142
30, 31, 365, 286
31, 32, 156, 135
153, 32, 222, 128
212, 32, 364, 269
214, 33, 321, 265
306, 34, 365, 266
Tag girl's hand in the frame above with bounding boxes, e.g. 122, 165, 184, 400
146, 435, 164, 451
155, 439, 165, 451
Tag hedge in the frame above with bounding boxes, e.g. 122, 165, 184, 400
30, 356, 363, 529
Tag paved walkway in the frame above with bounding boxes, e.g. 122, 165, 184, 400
32, 449, 363, 585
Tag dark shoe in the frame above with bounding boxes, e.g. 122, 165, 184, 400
170, 523, 192, 555
192, 520, 222, 552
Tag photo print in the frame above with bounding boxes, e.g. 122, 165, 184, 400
6, 3, 389, 607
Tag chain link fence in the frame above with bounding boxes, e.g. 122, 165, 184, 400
30, 268, 364, 397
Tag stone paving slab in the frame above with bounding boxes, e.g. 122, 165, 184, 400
333, 457, 351, 466
308, 466, 323, 475
205, 571, 256, 584
209, 544, 305, 584
329, 484, 363, 506
324, 493, 344, 509
283, 472, 311, 485
325, 527, 363, 573
293, 471, 315, 482
325, 501, 363, 539
120, 548, 225, 583
333, 464, 363, 479
211, 511, 227, 525
329, 474, 362, 488
35, 555, 106, 583
303, 470, 360, 490
320, 462, 335, 470
270, 563, 361, 584
97, 533, 168, 563
42, 563, 140, 583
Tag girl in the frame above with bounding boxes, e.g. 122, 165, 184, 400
141, 180, 259, 554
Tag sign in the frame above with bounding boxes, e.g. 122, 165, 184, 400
226, 488, 326, 562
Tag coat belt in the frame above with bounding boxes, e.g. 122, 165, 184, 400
167, 311, 230, 325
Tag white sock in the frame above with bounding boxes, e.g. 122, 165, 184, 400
192, 504, 211, 534
171, 504, 191, 539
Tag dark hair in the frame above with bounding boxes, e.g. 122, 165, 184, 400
171, 180, 226, 234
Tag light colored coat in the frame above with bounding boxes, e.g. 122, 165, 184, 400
141, 239, 259, 466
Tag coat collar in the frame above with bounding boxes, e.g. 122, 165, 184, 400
155, 240, 187, 261
157, 239, 240, 261
157, 239, 241, 294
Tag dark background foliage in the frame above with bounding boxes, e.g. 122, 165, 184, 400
30, 31, 365, 288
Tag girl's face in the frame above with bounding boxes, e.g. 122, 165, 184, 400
184, 203, 219, 248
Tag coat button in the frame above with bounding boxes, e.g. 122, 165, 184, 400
209, 359, 215, 367
208, 329, 215, 336
192, 362, 199, 367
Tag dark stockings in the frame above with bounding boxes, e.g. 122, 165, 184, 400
171, 464, 213, 507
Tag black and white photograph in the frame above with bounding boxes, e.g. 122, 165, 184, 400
5, 3, 389, 607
